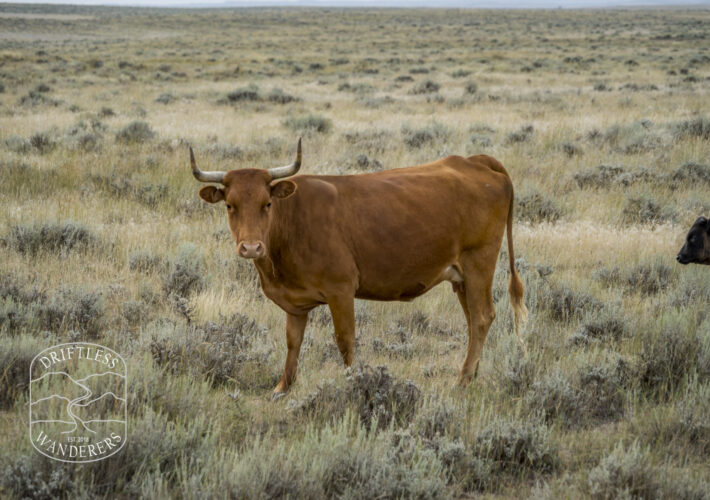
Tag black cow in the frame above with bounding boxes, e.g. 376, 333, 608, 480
677, 216, 710, 265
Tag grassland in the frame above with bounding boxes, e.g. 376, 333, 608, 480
1, 3, 709, 498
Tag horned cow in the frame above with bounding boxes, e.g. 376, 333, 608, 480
189, 139, 528, 396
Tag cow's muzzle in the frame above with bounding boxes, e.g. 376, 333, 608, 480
238, 241, 265, 259
676, 253, 691, 265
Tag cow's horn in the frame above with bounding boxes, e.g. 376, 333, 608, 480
268, 138, 302, 180
189, 146, 226, 183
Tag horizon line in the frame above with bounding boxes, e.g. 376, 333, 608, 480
2, 0, 709, 9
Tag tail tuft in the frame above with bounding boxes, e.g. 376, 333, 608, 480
505, 175, 528, 355
509, 270, 528, 335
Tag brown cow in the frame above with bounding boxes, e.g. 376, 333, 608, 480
190, 139, 527, 396
676, 216, 710, 265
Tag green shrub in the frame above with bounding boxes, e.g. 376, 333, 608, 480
0, 454, 76, 499
569, 313, 627, 345
338, 82, 374, 94
371, 334, 413, 359
634, 382, 710, 458
587, 442, 659, 500
226, 84, 260, 103
409, 66, 430, 74
43, 286, 104, 338
538, 281, 602, 322
148, 313, 271, 388
397, 310, 457, 337
573, 165, 625, 189
0, 273, 44, 306
623, 260, 675, 295
266, 88, 297, 104
671, 116, 710, 141
129, 249, 165, 274
560, 142, 582, 157
414, 397, 457, 439
492, 347, 538, 397
472, 418, 559, 475
154, 92, 175, 104
287, 364, 420, 429
89, 174, 168, 208
410, 79, 440, 94
211, 414, 448, 499
464, 80, 478, 94
672, 161, 710, 185
18, 90, 60, 107
283, 113, 332, 134
596, 259, 675, 295
342, 128, 394, 154
515, 190, 562, 224
29, 132, 56, 154
525, 357, 629, 428
1, 277, 104, 339
75, 132, 101, 152
506, 124, 534, 144
3, 135, 31, 153
5, 220, 98, 256
621, 195, 674, 225
469, 133, 492, 148
592, 121, 661, 154
115, 121, 155, 144
401, 122, 451, 149
638, 322, 705, 395
424, 435, 493, 493
81, 409, 214, 496
163, 243, 205, 298
668, 270, 710, 308
0, 335, 46, 408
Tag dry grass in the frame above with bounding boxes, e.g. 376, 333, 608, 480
1, 4, 709, 498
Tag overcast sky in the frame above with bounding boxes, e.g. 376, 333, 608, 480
5, 0, 709, 7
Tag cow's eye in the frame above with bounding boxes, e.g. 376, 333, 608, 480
226, 204, 232, 211
266, 202, 272, 208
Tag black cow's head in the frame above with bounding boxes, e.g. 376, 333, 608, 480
677, 216, 710, 265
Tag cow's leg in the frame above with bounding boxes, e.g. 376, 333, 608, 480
273, 311, 309, 396
456, 248, 497, 386
327, 295, 356, 366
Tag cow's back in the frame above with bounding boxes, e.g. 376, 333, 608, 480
286, 156, 513, 300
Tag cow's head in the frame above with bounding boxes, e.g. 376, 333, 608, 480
191, 138, 301, 259
677, 216, 710, 265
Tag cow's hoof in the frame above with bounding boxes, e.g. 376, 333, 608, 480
271, 391, 287, 401
456, 373, 474, 387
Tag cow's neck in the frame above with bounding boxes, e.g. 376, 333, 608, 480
252, 208, 296, 284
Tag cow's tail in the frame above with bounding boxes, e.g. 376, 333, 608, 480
506, 186, 528, 347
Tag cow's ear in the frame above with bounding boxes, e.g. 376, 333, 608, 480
271, 180, 297, 199
198, 186, 225, 204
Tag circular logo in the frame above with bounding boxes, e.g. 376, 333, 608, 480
29, 342, 127, 463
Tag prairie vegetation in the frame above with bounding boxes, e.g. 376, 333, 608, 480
1, 4, 709, 498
